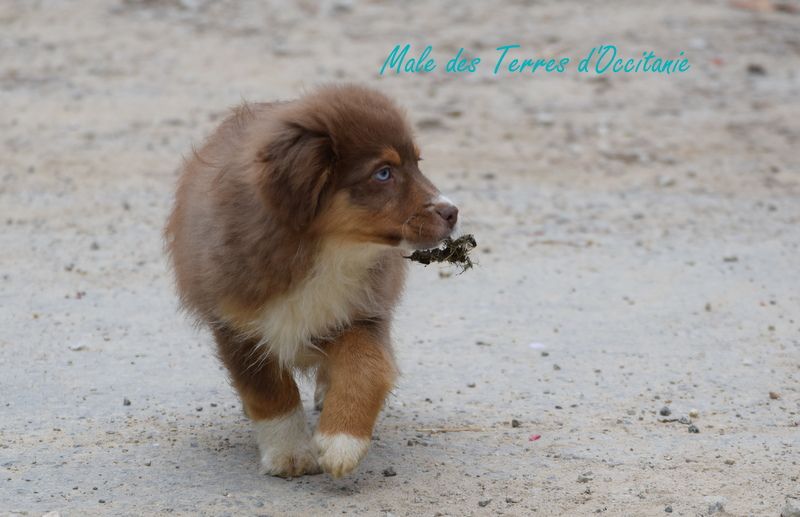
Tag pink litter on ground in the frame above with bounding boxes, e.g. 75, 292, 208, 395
529, 434, 541, 441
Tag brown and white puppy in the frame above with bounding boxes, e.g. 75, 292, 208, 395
165, 85, 458, 478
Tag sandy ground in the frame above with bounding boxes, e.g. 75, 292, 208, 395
2, 0, 800, 515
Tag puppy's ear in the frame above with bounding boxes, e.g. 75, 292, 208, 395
256, 119, 336, 230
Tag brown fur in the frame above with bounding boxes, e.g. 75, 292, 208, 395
213, 324, 300, 421
380, 147, 402, 166
316, 323, 398, 438
164, 84, 458, 477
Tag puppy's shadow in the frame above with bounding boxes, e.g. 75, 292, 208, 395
188, 405, 406, 494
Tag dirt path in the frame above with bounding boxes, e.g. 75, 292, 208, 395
1, 1, 799, 515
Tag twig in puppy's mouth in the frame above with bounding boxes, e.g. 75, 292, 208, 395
404, 234, 477, 272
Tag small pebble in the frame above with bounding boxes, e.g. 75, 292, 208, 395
706, 498, 725, 514
657, 175, 676, 187
478, 499, 492, 507
511, 419, 521, 428
724, 459, 735, 465
416, 117, 445, 130
665, 506, 673, 513
689, 37, 707, 49
123, 398, 131, 406
467, 382, 476, 388
688, 424, 700, 434
577, 472, 593, 483
505, 497, 520, 504
769, 391, 780, 400
782, 496, 800, 517
679, 416, 692, 425
382, 467, 397, 477
688, 408, 699, 418
659, 406, 671, 416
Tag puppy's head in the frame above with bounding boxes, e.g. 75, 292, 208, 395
255, 84, 457, 249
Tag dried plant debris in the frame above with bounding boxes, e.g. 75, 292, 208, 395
405, 234, 477, 272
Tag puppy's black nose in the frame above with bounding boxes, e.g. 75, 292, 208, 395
435, 202, 459, 228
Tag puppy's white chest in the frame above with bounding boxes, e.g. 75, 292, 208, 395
252, 243, 383, 366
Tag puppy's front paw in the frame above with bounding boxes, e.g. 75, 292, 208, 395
253, 408, 321, 478
259, 443, 321, 478
314, 433, 371, 478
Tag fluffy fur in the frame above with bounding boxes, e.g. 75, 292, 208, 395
245, 240, 386, 368
254, 407, 320, 477
165, 84, 458, 478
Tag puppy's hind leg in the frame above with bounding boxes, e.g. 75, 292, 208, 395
213, 326, 321, 477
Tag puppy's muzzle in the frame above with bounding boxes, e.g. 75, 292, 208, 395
432, 195, 458, 230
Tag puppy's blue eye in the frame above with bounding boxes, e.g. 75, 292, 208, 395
373, 167, 392, 182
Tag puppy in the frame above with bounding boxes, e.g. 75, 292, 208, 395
165, 85, 458, 478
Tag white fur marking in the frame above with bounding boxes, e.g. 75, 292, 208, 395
434, 194, 455, 206
397, 239, 416, 252
246, 241, 386, 368
314, 376, 329, 411
314, 433, 371, 478
254, 406, 320, 477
